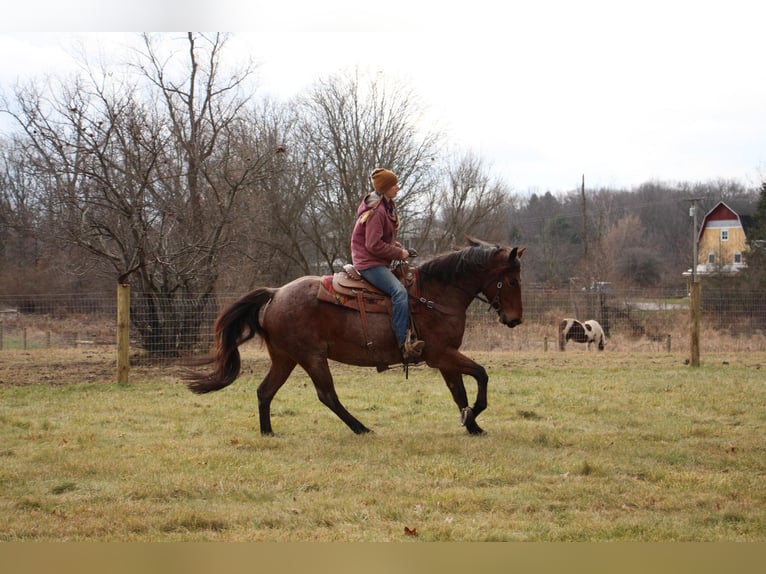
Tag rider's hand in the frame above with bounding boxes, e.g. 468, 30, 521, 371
400, 249, 410, 261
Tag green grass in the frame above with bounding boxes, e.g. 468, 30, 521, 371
0, 349, 765, 541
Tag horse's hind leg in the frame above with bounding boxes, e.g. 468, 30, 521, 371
257, 353, 297, 435
302, 358, 371, 434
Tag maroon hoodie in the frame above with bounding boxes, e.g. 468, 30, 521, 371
351, 192, 404, 270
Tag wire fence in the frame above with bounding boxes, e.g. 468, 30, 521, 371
1, 285, 766, 366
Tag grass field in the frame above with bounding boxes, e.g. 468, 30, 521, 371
0, 347, 764, 541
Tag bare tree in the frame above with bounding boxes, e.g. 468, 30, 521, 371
0, 140, 61, 296
255, 69, 441, 278
424, 151, 510, 253
1, 33, 273, 355
601, 214, 651, 286
0, 141, 32, 268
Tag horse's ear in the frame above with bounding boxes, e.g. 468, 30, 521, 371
509, 247, 525, 260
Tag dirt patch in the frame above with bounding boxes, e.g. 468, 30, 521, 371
0, 345, 276, 387
0, 349, 117, 386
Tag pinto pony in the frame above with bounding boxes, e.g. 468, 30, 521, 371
185, 238, 524, 435
558, 318, 606, 351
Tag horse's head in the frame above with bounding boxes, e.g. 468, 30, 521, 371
480, 243, 524, 328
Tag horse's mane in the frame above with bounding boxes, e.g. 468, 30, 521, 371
417, 244, 500, 283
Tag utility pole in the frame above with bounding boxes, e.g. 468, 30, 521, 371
581, 174, 588, 276
688, 198, 701, 367
690, 198, 700, 283
581, 175, 594, 319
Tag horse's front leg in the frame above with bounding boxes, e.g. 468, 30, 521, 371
435, 350, 489, 435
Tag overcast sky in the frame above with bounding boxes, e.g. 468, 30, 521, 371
2, 0, 765, 194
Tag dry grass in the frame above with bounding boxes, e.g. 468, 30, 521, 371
0, 346, 765, 541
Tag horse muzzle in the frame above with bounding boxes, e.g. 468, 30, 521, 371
500, 315, 522, 328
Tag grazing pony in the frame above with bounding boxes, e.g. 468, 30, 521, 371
558, 318, 605, 351
185, 238, 524, 435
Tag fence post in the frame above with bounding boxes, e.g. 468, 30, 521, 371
689, 281, 701, 367
117, 282, 130, 384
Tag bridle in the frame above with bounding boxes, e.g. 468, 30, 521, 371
404, 256, 521, 320
476, 274, 516, 316
484, 283, 503, 312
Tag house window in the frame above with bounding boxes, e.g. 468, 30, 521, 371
721, 229, 729, 241
734, 252, 742, 264
708, 252, 716, 264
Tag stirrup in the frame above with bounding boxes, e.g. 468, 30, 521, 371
400, 344, 423, 362
403, 340, 425, 358
400, 342, 423, 380
401, 329, 425, 361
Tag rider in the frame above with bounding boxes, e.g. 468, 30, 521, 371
351, 168, 425, 363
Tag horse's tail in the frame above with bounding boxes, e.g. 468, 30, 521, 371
185, 288, 276, 394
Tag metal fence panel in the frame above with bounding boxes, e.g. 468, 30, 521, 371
1, 286, 765, 361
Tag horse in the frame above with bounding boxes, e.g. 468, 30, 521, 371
558, 318, 606, 351
184, 238, 524, 435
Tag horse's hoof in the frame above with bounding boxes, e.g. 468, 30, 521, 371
460, 407, 473, 426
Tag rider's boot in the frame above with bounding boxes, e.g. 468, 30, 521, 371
400, 330, 425, 363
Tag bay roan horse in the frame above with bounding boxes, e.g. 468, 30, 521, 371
185, 238, 524, 435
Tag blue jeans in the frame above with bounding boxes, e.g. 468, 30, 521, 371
359, 265, 409, 347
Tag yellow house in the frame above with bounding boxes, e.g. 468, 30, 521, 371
695, 201, 749, 276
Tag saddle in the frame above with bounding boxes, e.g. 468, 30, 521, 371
317, 262, 449, 370
317, 264, 411, 314
317, 263, 424, 368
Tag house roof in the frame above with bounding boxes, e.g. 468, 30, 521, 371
697, 201, 746, 243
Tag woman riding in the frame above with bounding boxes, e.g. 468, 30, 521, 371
351, 168, 425, 363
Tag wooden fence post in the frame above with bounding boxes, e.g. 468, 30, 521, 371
689, 281, 701, 367
117, 282, 130, 384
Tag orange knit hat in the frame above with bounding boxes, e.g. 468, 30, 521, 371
370, 168, 398, 193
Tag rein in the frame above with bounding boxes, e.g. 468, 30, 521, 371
409, 268, 459, 315
412, 267, 506, 318
476, 281, 504, 312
